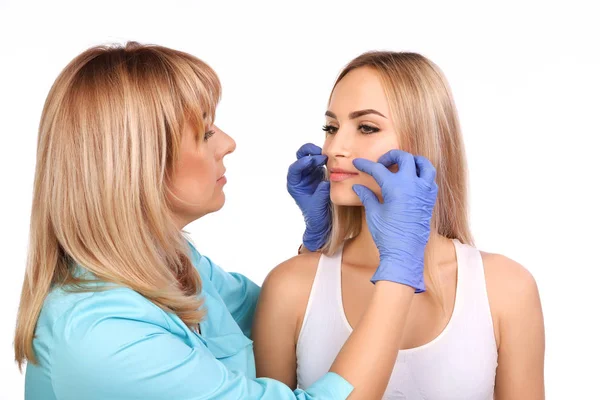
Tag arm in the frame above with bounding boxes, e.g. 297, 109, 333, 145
331, 281, 414, 399
485, 254, 545, 399
52, 289, 352, 400
256, 150, 437, 399
253, 256, 415, 399
253, 254, 319, 388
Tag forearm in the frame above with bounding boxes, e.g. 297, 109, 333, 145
330, 281, 414, 399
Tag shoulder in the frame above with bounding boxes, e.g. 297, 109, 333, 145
255, 252, 322, 337
265, 251, 322, 281
43, 286, 170, 344
262, 252, 322, 298
480, 251, 543, 345
481, 251, 540, 305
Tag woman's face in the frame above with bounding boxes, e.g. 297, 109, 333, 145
323, 67, 400, 206
168, 121, 236, 228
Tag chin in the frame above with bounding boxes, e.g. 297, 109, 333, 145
330, 184, 363, 207
211, 195, 226, 213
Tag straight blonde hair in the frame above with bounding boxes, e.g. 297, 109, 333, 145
14, 42, 220, 367
322, 52, 473, 305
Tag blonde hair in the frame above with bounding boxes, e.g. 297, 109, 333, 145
322, 51, 473, 304
14, 42, 220, 368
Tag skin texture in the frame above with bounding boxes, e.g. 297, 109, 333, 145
323, 67, 400, 205
168, 123, 236, 229
253, 67, 545, 399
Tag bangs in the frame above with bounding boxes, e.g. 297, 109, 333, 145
168, 51, 222, 133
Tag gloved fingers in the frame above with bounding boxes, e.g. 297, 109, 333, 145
377, 149, 416, 178
296, 143, 323, 160
352, 184, 380, 210
314, 180, 331, 198
352, 158, 390, 189
299, 168, 326, 192
288, 154, 327, 185
303, 157, 327, 184
309, 165, 327, 182
414, 155, 437, 187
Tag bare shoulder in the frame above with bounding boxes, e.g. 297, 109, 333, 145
480, 252, 545, 396
481, 252, 540, 304
262, 251, 322, 294
480, 251, 543, 347
255, 252, 322, 342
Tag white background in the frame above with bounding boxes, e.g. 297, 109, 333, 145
1, 0, 598, 398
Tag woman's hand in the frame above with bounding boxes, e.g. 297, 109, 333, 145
352, 150, 438, 293
287, 143, 331, 252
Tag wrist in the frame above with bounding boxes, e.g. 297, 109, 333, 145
370, 258, 426, 293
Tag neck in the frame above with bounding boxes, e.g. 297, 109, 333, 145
342, 207, 452, 270
342, 208, 381, 269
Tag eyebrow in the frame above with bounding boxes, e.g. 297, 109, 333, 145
325, 109, 387, 120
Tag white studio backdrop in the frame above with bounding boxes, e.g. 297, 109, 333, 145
0, 0, 598, 398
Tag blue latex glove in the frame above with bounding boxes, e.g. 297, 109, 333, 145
352, 150, 438, 293
287, 143, 331, 251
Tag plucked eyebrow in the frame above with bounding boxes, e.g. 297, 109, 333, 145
325, 109, 387, 120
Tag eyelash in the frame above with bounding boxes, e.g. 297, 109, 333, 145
203, 130, 215, 141
322, 124, 380, 135
322, 125, 338, 134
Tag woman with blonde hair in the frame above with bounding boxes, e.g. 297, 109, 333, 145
253, 52, 545, 399
15, 42, 441, 399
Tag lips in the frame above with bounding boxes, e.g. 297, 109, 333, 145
217, 170, 226, 184
329, 167, 359, 182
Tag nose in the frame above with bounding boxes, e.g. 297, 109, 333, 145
324, 128, 353, 159
218, 128, 236, 159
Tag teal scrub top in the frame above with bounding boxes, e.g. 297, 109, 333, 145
25, 243, 353, 399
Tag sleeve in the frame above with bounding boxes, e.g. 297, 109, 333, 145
50, 290, 353, 400
203, 256, 261, 338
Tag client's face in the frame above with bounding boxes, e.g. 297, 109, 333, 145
323, 67, 400, 206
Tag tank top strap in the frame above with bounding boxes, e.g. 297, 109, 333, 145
451, 239, 494, 328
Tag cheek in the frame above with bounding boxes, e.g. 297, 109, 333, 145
355, 133, 399, 161
170, 150, 216, 206
354, 134, 399, 198
329, 134, 399, 205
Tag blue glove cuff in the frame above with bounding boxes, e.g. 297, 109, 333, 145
370, 259, 426, 293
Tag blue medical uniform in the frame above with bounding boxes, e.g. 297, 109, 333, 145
25, 243, 353, 399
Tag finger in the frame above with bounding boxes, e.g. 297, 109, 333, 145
305, 156, 327, 182
302, 167, 326, 192
309, 165, 326, 182
352, 184, 380, 210
414, 155, 436, 185
288, 155, 327, 185
314, 180, 331, 199
296, 143, 323, 159
287, 156, 314, 185
378, 149, 416, 178
353, 158, 390, 188
312, 154, 328, 168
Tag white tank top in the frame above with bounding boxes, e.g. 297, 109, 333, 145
296, 239, 498, 399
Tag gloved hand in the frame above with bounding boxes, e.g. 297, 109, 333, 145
287, 143, 331, 252
352, 150, 438, 293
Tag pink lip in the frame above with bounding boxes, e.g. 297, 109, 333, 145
329, 168, 359, 182
217, 175, 227, 185
330, 172, 358, 182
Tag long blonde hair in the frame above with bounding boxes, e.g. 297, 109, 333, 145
322, 52, 473, 302
14, 42, 220, 367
